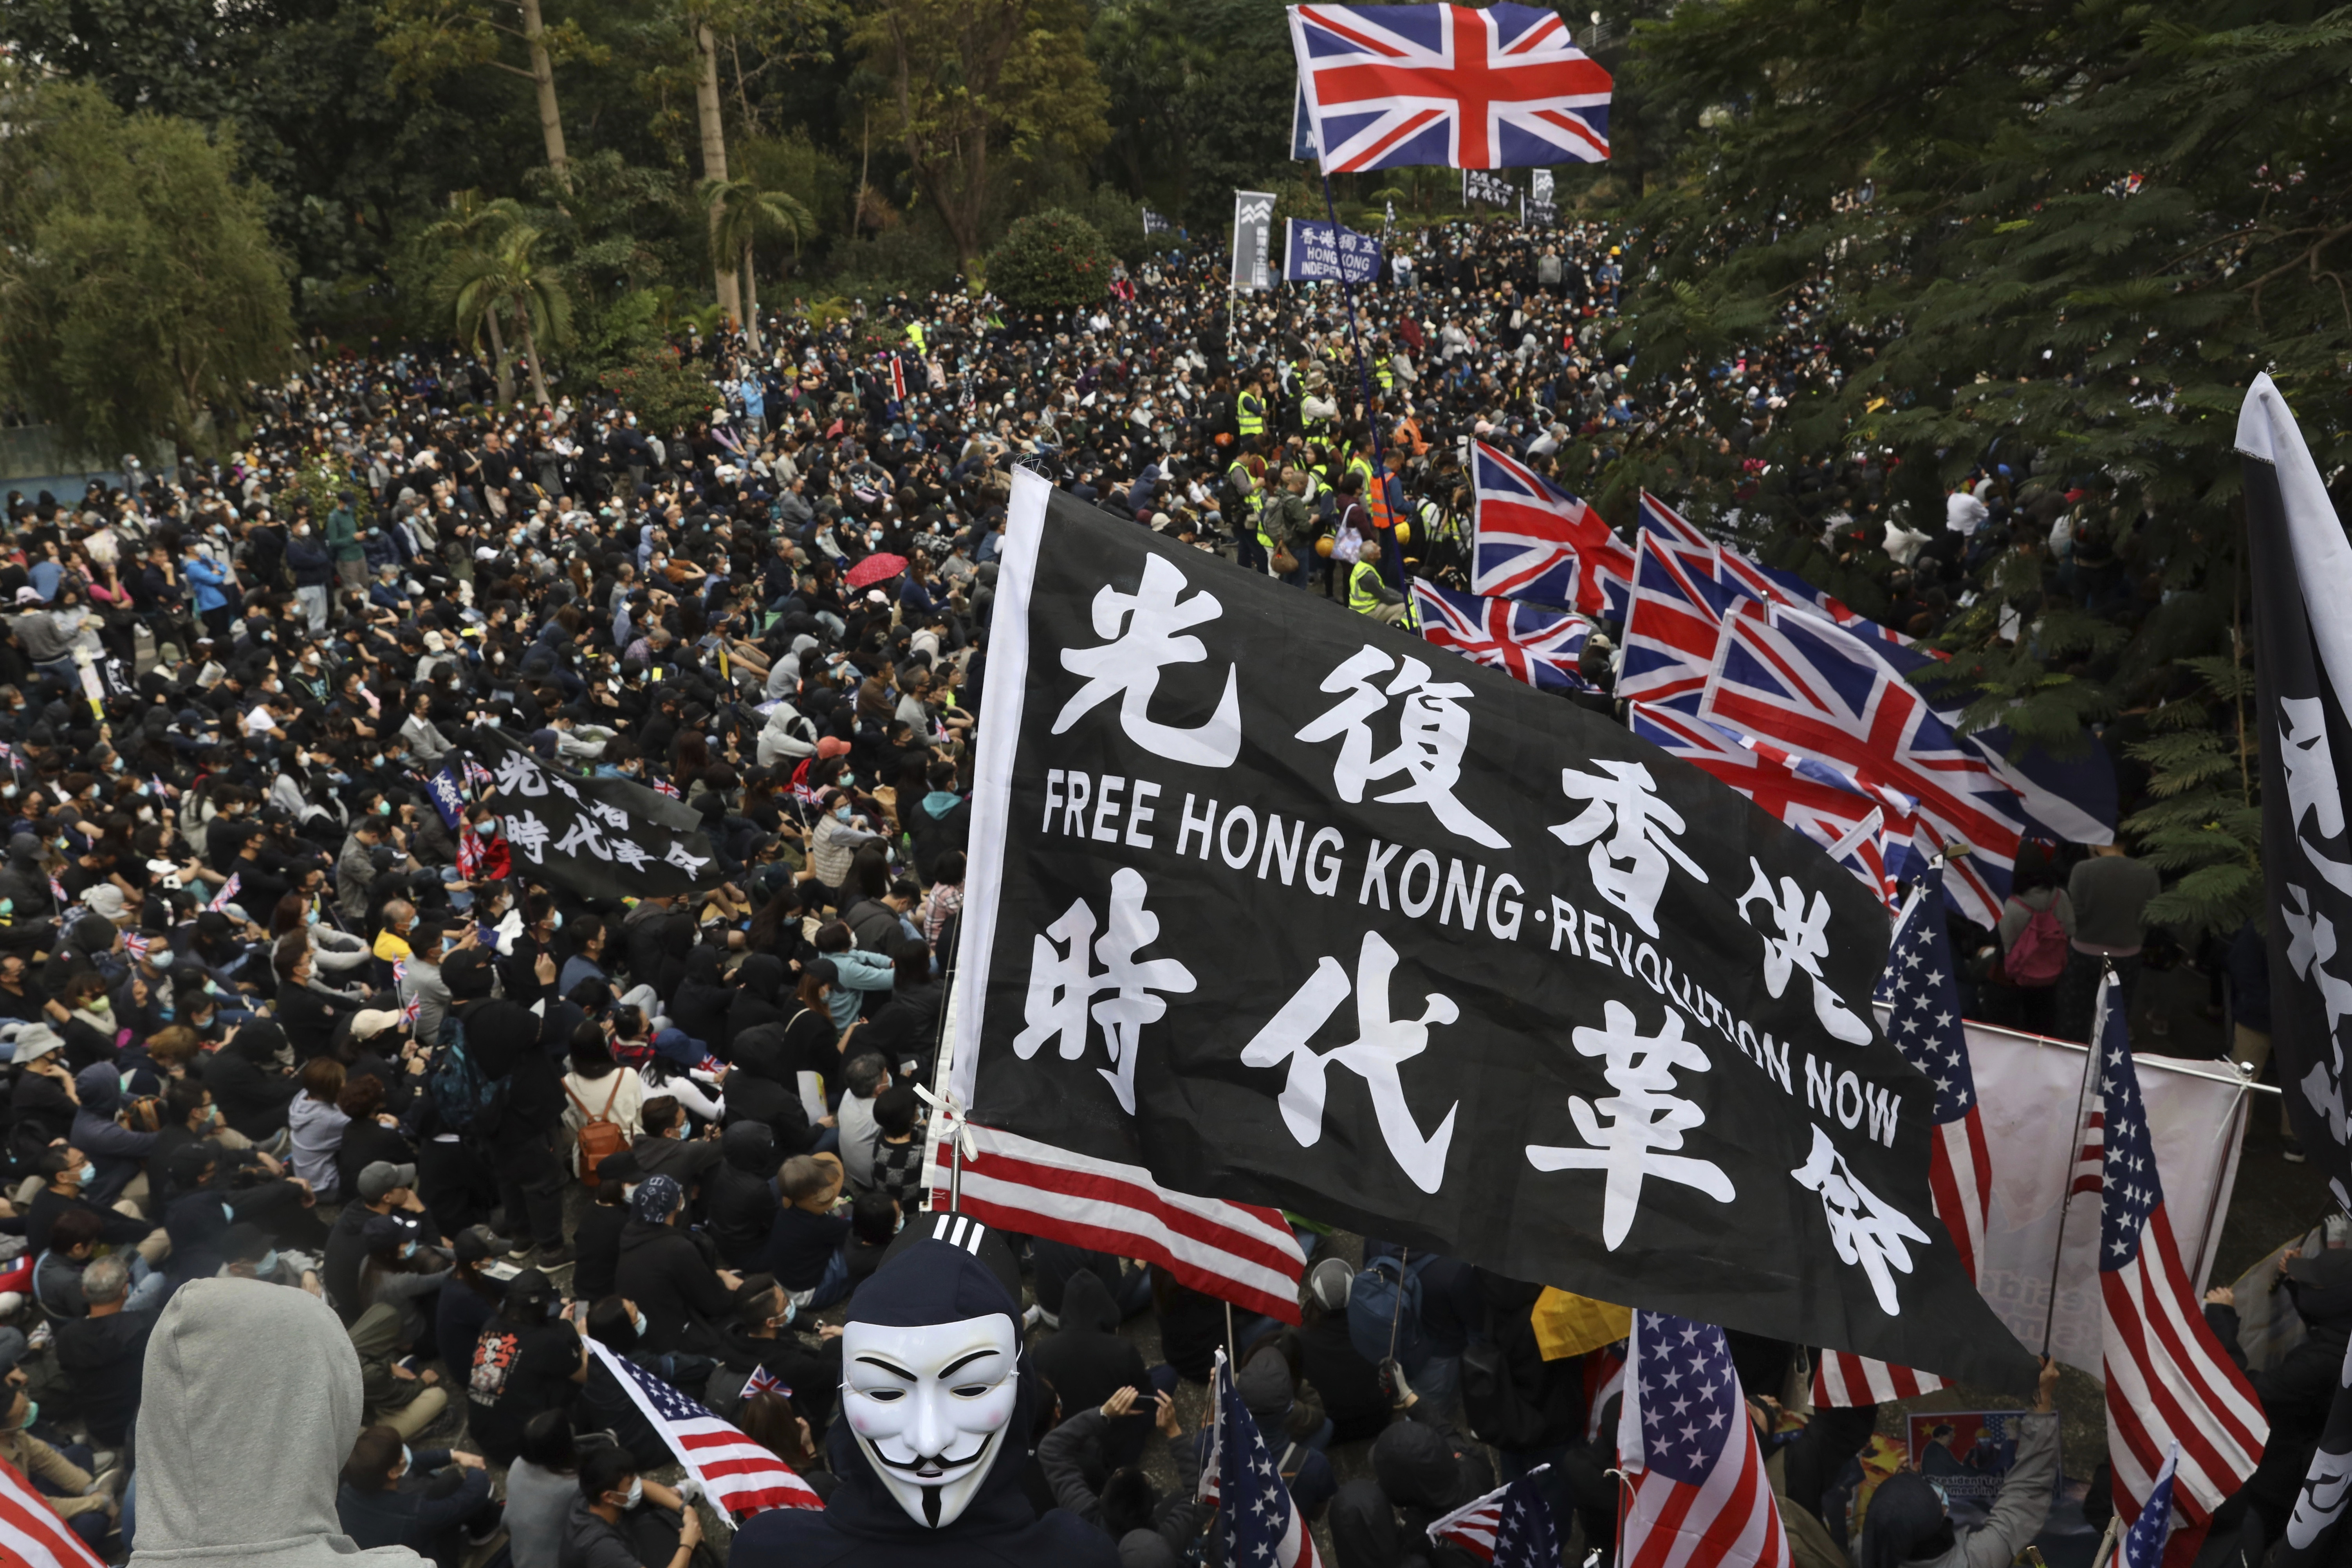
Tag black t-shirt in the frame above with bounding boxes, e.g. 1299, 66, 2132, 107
465, 1318, 581, 1465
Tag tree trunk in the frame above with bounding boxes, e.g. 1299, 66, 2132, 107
485, 309, 514, 408
518, 308, 552, 409
516, 0, 571, 191
740, 240, 762, 356
694, 19, 742, 327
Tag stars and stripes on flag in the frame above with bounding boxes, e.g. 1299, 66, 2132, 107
583, 1339, 822, 1519
2121, 1444, 2183, 1568
208, 872, 241, 914
1615, 1310, 1790, 1568
1287, 2, 1611, 174
1426, 1467, 1560, 1566
0, 1453, 106, 1568
921, 1121, 1306, 1323
1468, 442, 1631, 618
1699, 599, 2022, 926
2072, 1110, 2108, 1197
2091, 975, 2265, 1567
1213, 1347, 1320, 1567
1815, 884, 1993, 1407
1412, 580, 1592, 692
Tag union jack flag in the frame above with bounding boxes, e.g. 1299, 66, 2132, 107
743, 1367, 791, 1400
1713, 545, 1915, 649
123, 931, 151, 964
208, 872, 241, 914
1639, 490, 1715, 554
1468, 442, 1631, 618
650, 774, 681, 799
1288, 4, 1611, 173
1618, 532, 1733, 710
456, 826, 486, 881
1698, 601, 2023, 926
46, 877, 67, 911
401, 994, 422, 1027
1411, 581, 1591, 692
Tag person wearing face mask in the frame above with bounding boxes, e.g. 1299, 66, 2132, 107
0, 1328, 123, 1554
335, 1424, 499, 1568
24, 1142, 167, 1267
287, 510, 334, 632
559, 1444, 702, 1568
716, 1272, 845, 1433
803, 787, 881, 908
614, 1174, 743, 1358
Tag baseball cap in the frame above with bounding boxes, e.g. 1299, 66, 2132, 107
356, 1161, 417, 1202
816, 736, 852, 760
451, 1224, 515, 1265
350, 1009, 405, 1043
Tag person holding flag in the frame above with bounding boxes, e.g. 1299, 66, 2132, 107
1853, 1357, 2063, 1568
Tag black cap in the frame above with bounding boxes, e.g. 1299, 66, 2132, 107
452, 1224, 515, 1265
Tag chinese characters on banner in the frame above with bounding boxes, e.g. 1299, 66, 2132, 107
1282, 218, 1384, 285
462, 727, 724, 901
947, 470, 2036, 1390
1464, 167, 1516, 207
1231, 191, 1277, 293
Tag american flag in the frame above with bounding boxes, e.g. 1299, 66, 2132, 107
1699, 600, 2022, 926
2091, 975, 2266, 1567
1615, 1310, 1790, 1568
1619, 531, 1732, 709
1426, 1469, 1559, 1566
2122, 1444, 2182, 1568
2071, 1109, 2107, 1197
1213, 1348, 1320, 1568
583, 1340, 823, 1519
1287, 2, 1610, 173
1468, 442, 1632, 618
208, 872, 241, 914
1412, 580, 1592, 692
0, 1453, 106, 1568
1814, 884, 1993, 1407
922, 1121, 1305, 1323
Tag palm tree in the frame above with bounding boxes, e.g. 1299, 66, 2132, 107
423, 192, 533, 406
700, 176, 816, 356
441, 222, 572, 409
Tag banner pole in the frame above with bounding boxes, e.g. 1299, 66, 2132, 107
2041, 963, 2112, 1358
1316, 169, 1407, 598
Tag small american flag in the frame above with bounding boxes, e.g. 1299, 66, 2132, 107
208, 872, 240, 913
1212, 1348, 1318, 1567
1616, 1310, 1790, 1568
1426, 1469, 1559, 1566
0, 1451, 107, 1567
584, 1340, 821, 1519
1814, 884, 1992, 1407
2121, 1443, 2182, 1568
2093, 976, 2266, 1566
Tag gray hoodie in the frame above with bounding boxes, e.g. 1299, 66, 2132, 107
129, 1277, 428, 1568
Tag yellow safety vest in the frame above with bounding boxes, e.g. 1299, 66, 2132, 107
1236, 390, 1264, 437
907, 321, 928, 353
1348, 559, 1385, 614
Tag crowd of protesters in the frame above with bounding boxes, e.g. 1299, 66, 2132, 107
0, 211, 2296, 1567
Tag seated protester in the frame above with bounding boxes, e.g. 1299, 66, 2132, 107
841, 875, 919, 954
735, 1389, 835, 1502
336, 1423, 500, 1568
221, 1219, 325, 1294
52, 1254, 161, 1449
345, 1008, 424, 1122
628, 1094, 723, 1191
348, 1297, 448, 1442
31, 1207, 109, 1317
1033, 1268, 1158, 1470
721, 1019, 821, 1157
714, 1271, 845, 1434
205, 1016, 302, 1139
334, 1073, 417, 1202
274, 933, 358, 1062
1326, 1371, 1499, 1567
325, 1158, 434, 1324
841, 1190, 898, 1297
466, 1268, 587, 1469
806, 923, 895, 1032
557, 915, 620, 1003
1853, 1359, 2061, 1568
613, 1174, 742, 1357
0, 1360, 119, 1555
1038, 1384, 1207, 1561
0, 951, 59, 1025
1297, 1258, 1392, 1447
1150, 1270, 1229, 1388
68, 1061, 161, 1204
756, 1153, 852, 1311
357, 1211, 453, 1349
506, 1411, 584, 1568
834, 1052, 889, 1189
1031, 1237, 1148, 1327
8, 1024, 79, 1151
723, 952, 794, 1052
572, 1150, 639, 1305
853, 940, 943, 1086
561, 1025, 647, 1178
558, 1442, 704, 1568
287, 1055, 353, 1200
1235, 1340, 1335, 1484
870, 1083, 927, 1220
576, 1297, 683, 1472
54, 968, 123, 1070
424, 1220, 504, 1359
161, 1134, 320, 1263
706, 1121, 781, 1270
152, 1077, 242, 1202
25, 1143, 163, 1263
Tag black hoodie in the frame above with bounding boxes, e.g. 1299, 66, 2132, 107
707, 1120, 782, 1268
1029, 1269, 1153, 1465
202, 1018, 301, 1137
724, 954, 790, 1051
729, 1238, 1117, 1568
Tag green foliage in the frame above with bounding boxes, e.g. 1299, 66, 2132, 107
290, 451, 373, 530
597, 344, 720, 435
0, 80, 294, 458
984, 210, 1115, 314
2124, 655, 2262, 937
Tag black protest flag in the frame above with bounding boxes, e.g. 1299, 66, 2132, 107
946, 469, 2036, 1390
2243, 373, 2352, 1212
462, 728, 723, 902
2277, 1336, 2352, 1567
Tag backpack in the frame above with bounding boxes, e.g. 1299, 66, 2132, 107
567, 1073, 628, 1186
1347, 1254, 1432, 1375
2004, 903, 2069, 987
428, 1014, 505, 1135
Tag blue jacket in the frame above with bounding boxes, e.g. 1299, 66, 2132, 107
72, 1063, 159, 1204
184, 554, 231, 613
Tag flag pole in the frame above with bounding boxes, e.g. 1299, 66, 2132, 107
2041, 963, 2113, 1358
1314, 164, 1410, 602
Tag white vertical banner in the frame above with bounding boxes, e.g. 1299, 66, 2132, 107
1533, 168, 1556, 204
1230, 191, 1276, 293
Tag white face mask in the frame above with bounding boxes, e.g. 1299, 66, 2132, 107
840, 1314, 1020, 1529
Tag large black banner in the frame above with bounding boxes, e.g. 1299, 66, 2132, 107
464, 728, 725, 902
949, 471, 2034, 1388
2244, 374, 2352, 1215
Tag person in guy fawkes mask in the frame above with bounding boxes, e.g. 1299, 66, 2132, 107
730, 1214, 1118, 1568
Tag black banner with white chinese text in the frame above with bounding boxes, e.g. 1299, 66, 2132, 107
463, 728, 724, 902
